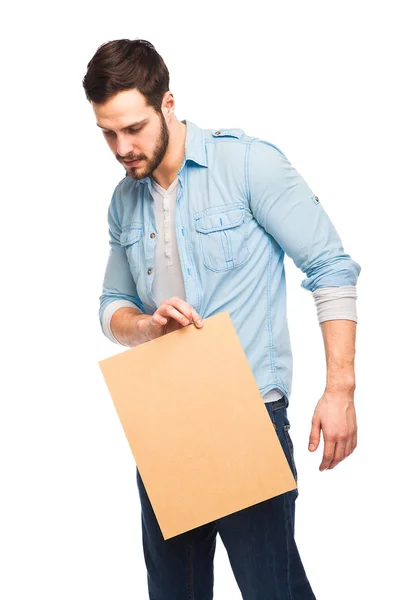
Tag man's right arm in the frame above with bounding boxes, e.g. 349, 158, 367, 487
109, 299, 204, 347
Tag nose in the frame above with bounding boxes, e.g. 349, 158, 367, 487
116, 135, 135, 159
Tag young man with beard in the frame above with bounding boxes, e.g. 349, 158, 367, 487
83, 38, 360, 600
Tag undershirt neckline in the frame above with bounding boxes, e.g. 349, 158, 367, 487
150, 176, 179, 196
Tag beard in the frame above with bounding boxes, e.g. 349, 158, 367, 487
123, 112, 170, 180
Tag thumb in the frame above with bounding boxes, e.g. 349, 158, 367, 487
309, 415, 321, 452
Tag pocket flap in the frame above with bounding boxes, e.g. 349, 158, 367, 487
120, 224, 143, 246
194, 206, 245, 233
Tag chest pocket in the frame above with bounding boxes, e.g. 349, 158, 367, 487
119, 222, 144, 281
194, 203, 250, 272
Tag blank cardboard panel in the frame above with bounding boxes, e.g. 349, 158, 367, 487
98, 311, 296, 539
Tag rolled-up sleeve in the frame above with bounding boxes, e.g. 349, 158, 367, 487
247, 140, 361, 291
99, 183, 144, 342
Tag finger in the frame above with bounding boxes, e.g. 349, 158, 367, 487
159, 304, 191, 326
344, 437, 353, 459
351, 429, 358, 453
328, 440, 346, 469
152, 313, 168, 327
308, 414, 321, 452
167, 297, 203, 327
191, 309, 203, 328
320, 440, 336, 471
165, 318, 182, 334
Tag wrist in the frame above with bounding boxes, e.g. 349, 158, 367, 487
325, 358, 355, 394
325, 376, 355, 395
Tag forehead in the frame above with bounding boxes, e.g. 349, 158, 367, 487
92, 88, 153, 128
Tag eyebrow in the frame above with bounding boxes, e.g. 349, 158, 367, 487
96, 118, 149, 132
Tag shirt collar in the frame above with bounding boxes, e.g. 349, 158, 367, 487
181, 119, 208, 168
133, 118, 207, 184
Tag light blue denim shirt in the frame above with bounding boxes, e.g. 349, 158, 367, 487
99, 119, 361, 401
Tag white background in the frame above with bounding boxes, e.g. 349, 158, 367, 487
1, 1, 399, 598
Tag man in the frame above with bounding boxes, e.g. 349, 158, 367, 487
83, 38, 360, 599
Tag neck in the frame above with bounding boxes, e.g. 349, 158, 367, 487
151, 117, 186, 189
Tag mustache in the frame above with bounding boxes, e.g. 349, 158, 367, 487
118, 155, 146, 162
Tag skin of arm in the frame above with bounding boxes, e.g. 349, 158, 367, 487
308, 319, 358, 471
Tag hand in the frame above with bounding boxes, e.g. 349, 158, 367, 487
308, 389, 358, 471
139, 296, 204, 341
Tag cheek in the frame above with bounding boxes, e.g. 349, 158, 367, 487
142, 131, 158, 153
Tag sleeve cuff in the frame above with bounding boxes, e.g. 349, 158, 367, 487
101, 300, 143, 346
312, 286, 358, 324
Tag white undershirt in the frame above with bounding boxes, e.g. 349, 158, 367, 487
102, 176, 358, 404
150, 177, 187, 306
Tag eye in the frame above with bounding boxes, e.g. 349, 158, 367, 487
128, 127, 143, 134
103, 130, 115, 137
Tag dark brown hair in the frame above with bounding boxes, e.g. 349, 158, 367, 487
82, 39, 170, 114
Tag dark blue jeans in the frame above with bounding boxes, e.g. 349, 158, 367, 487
136, 395, 316, 599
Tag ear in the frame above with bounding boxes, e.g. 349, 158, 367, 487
162, 91, 175, 122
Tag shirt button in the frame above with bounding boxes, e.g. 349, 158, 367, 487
147, 268, 153, 275
215, 130, 221, 135
315, 196, 319, 202
150, 232, 156, 238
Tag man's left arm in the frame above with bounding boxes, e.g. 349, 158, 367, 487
309, 318, 358, 470
247, 139, 362, 471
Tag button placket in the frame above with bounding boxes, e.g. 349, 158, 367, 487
146, 199, 156, 284
163, 193, 173, 266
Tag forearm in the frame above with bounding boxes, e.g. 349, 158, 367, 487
320, 319, 357, 394
110, 307, 152, 347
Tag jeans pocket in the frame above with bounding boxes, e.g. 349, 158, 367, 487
283, 424, 298, 483
265, 395, 287, 427
265, 398, 298, 485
